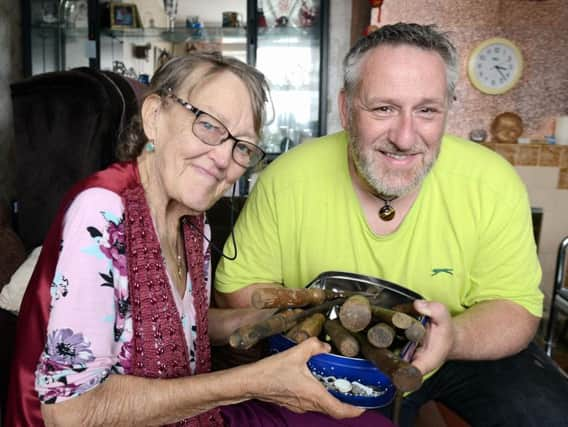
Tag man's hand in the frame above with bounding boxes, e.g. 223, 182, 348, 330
409, 300, 455, 376
409, 299, 540, 376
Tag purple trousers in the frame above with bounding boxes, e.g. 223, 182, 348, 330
221, 400, 395, 427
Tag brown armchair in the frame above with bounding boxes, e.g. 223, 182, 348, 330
0, 67, 145, 422
0, 201, 25, 420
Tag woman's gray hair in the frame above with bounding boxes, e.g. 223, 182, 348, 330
117, 51, 270, 161
343, 23, 458, 109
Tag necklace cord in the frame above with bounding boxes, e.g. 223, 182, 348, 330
183, 183, 238, 262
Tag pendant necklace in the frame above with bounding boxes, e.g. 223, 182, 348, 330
377, 195, 396, 221
175, 235, 185, 280
176, 252, 184, 280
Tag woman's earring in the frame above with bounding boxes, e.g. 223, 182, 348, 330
145, 140, 155, 152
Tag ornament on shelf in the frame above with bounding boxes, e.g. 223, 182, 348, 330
299, 1, 317, 27
265, 0, 301, 27
490, 112, 523, 144
469, 129, 488, 143
364, 0, 384, 36
163, 0, 178, 32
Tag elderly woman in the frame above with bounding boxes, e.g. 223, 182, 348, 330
6, 53, 394, 427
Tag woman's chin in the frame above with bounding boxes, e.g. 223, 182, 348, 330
182, 195, 218, 214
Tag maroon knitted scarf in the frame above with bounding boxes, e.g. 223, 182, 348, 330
122, 184, 224, 427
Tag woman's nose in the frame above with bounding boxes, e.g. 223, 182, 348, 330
209, 140, 234, 168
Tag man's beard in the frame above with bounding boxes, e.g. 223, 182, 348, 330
348, 128, 439, 198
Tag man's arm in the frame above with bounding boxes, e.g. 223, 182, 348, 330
207, 306, 277, 345
215, 282, 281, 308
411, 299, 539, 376
41, 338, 365, 426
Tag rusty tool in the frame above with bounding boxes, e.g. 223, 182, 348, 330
356, 333, 423, 393
366, 322, 395, 349
230, 298, 345, 350
251, 287, 380, 309
338, 294, 372, 332
286, 313, 326, 343
324, 318, 360, 357
372, 304, 426, 343
391, 302, 421, 318
404, 320, 426, 343
371, 305, 415, 329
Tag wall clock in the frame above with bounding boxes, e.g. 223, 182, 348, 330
467, 37, 523, 95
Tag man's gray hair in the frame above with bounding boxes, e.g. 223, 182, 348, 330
343, 23, 458, 106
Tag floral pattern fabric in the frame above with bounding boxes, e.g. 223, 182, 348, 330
35, 188, 210, 403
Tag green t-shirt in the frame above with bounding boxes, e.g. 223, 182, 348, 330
215, 132, 543, 317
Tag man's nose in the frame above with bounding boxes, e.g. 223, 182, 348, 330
389, 113, 416, 150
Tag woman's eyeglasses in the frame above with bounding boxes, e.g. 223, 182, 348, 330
167, 89, 265, 168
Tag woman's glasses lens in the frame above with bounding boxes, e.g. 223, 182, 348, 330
192, 113, 264, 168
168, 90, 266, 168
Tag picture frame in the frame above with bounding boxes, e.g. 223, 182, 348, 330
108, 2, 142, 30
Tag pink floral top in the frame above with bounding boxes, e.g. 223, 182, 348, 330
35, 188, 211, 403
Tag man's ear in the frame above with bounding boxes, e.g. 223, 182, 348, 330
338, 89, 349, 130
141, 94, 162, 141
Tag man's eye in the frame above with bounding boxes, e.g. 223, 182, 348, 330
374, 106, 392, 113
417, 107, 441, 118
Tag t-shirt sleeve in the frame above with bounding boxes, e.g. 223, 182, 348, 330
465, 174, 543, 317
35, 188, 128, 403
214, 177, 284, 294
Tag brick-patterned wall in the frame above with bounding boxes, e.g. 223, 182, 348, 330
380, 0, 568, 140
375, 0, 568, 308
482, 143, 568, 189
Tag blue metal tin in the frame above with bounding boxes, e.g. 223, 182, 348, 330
267, 271, 427, 409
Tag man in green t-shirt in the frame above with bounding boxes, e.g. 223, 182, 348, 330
215, 23, 568, 426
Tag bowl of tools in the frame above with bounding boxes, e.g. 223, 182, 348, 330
229, 271, 428, 409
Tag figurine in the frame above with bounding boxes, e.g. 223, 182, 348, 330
469, 128, 488, 143
299, 1, 317, 27
490, 112, 523, 143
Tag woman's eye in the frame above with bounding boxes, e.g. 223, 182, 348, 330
235, 142, 252, 156
199, 120, 216, 131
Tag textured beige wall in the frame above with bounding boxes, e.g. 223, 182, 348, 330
381, 0, 568, 140
516, 165, 568, 307
327, 0, 352, 133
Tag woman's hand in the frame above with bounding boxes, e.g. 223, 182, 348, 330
245, 337, 365, 419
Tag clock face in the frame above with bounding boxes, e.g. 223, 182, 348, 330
467, 38, 523, 95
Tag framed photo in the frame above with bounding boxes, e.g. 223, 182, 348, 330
109, 2, 142, 30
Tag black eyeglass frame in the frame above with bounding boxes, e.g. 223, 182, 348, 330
166, 88, 266, 168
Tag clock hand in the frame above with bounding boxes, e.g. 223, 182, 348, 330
494, 65, 507, 80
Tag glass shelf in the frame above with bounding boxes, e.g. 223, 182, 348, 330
258, 25, 320, 40
32, 23, 87, 39
98, 25, 318, 44
101, 26, 247, 44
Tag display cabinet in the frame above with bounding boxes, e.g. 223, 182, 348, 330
21, 0, 328, 165
22, 0, 94, 76
254, 0, 328, 153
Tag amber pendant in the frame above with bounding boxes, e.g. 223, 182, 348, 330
378, 204, 395, 221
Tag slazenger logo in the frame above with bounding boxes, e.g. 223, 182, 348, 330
431, 268, 454, 276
